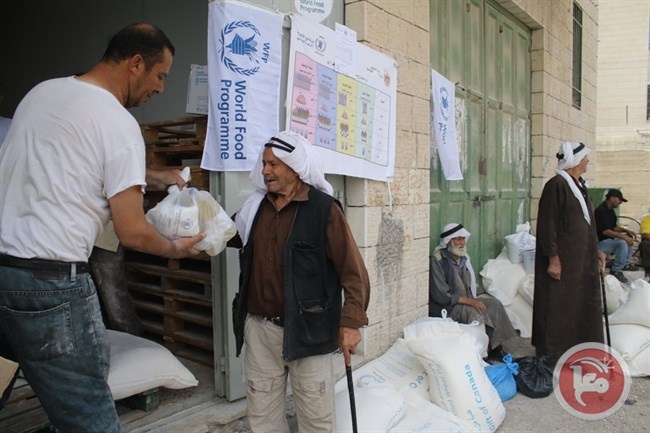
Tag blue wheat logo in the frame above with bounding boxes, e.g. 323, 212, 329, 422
315, 36, 326, 53
439, 87, 450, 122
219, 20, 265, 76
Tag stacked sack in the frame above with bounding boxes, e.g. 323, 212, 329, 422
480, 226, 534, 338
333, 316, 505, 432
607, 278, 650, 377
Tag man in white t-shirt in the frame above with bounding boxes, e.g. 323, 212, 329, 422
0, 24, 205, 433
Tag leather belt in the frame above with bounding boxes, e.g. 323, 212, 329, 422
0, 253, 88, 277
266, 316, 284, 327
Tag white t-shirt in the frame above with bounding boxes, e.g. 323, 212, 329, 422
0, 77, 146, 262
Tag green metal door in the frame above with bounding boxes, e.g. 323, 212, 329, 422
430, 0, 531, 279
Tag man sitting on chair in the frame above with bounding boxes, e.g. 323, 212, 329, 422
594, 188, 638, 283
429, 223, 517, 358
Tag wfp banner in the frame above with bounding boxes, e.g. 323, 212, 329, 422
202, 0, 283, 171
431, 69, 462, 180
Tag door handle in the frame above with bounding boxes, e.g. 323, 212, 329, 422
472, 195, 497, 208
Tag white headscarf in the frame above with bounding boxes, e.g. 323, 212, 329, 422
555, 141, 591, 224
235, 130, 334, 244
435, 223, 477, 297
556, 141, 590, 171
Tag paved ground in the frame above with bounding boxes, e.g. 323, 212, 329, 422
493, 336, 649, 433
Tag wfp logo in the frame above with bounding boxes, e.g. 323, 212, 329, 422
219, 20, 271, 76
315, 36, 326, 53
439, 87, 450, 122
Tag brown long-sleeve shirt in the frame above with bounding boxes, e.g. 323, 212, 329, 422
246, 183, 370, 329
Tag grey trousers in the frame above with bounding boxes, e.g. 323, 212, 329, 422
244, 315, 335, 433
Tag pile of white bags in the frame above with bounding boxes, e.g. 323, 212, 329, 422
404, 315, 489, 359
607, 278, 650, 377
334, 317, 505, 432
504, 222, 536, 265
334, 384, 406, 433
476, 223, 538, 338
603, 274, 629, 314
480, 248, 532, 337
406, 328, 505, 432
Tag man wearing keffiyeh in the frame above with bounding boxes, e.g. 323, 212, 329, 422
429, 223, 517, 358
230, 130, 370, 433
532, 141, 605, 365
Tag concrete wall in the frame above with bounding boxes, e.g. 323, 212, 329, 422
595, 0, 650, 219
342, 0, 599, 359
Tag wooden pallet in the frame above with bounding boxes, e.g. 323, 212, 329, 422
125, 251, 214, 367
0, 379, 156, 433
0, 380, 52, 433
125, 116, 216, 368
142, 116, 209, 193
141, 116, 207, 145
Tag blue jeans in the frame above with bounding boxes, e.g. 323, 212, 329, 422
0, 266, 121, 433
598, 238, 632, 272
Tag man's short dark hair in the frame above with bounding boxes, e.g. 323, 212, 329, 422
101, 23, 175, 71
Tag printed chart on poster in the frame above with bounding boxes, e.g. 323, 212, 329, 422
287, 15, 397, 182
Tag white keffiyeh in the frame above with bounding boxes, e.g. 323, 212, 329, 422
235, 131, 333, 244
435, 223, 477, 297
556, 141, 591, 224
556, 141, 589, 171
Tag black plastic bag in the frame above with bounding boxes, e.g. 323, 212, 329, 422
514, 355, 554, 398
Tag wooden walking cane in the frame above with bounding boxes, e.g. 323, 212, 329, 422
600, 271, 611, 347
345, 354, 359, 433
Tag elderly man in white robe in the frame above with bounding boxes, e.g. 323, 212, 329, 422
429, 223, 517, 358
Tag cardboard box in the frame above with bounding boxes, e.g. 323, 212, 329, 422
0, 356, 19, 395
186, 64, 209, 115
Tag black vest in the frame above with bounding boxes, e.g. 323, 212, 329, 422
233, 188, 342, 361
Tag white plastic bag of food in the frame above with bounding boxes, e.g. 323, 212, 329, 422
192, 190, 237, 256
146, 187, 200, 239
145, 167, 236, 256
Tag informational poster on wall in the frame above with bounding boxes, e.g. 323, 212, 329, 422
287, 14, 397, 182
